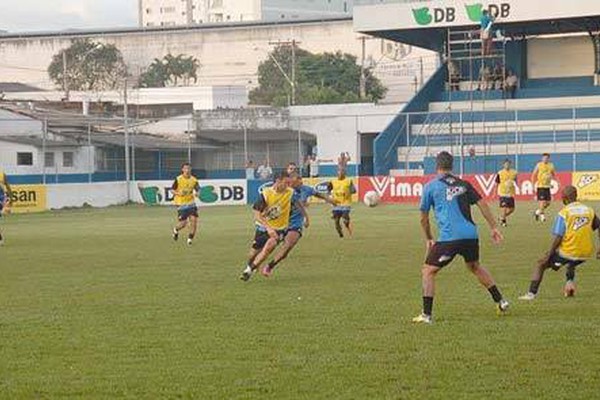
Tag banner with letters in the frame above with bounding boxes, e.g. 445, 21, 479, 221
6, 185, 47, 213
359, 173, 572, 204
134, 180, 247, 207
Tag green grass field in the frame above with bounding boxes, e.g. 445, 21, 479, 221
1, 203, 600, 399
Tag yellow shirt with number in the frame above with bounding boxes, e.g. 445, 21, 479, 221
536, 162, 555, 188
258, 187, 294, 231
330, 178, 354, 208
497, 169, 518, 197
555, 202, 599, 260
172, 175, 199, 206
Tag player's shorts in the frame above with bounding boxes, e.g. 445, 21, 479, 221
499, 196, 515, 209
332, 209, 351, 219
547, 253, 585, 270
425, 239, 480, 268
252, 229, 286, 250
286, 226, 304, 237
177, 205, 198, 221
537, 188, 551, 202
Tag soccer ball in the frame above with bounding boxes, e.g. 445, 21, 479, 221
363, 191, 381, 207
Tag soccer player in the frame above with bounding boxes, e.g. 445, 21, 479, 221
519, 185, 600, 300
240, 171, 306, 282
328, 169, 356, 238
531, 153, 556, 222
286, 162, 298, 175
413, 152, 509, 324
496, 159, 518, 227
261, 172, 336, 277
171, 163, 200, 246
0, 171, 12, 245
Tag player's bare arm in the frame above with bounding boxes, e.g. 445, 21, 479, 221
315, 192, 337, 206
295, 200, 310, 228
420, 211, 434, 249
476, 200, 503, 244
531, 165, 538, 186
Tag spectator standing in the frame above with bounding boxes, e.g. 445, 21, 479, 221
480, 10, 494, 56
309, 155, 320, 178
504, 71, 519, 99
257, 160, 273, 181
338, 152, 351, 172
245, 160, 255, 180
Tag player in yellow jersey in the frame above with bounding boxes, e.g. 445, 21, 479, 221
0, 171, 13, 245
519, 185, 600, 300
531, 153, 556, 222
327, 169, 356, 238
495, 159, 518, 227
240, 171, 306, 282
171, 163, 200, 246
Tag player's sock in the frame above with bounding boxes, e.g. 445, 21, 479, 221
528, 280, 541, 295
487, 285, 503, 303
423, 296, 433, 317
565, 267, 576, 282
335, 222, 344, 238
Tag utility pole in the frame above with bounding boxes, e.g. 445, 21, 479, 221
291, 39, 296, 106
123, 77, 131, 201
359, 36, 367, 99
62, 51, 69, 101
268, 39, 301, 106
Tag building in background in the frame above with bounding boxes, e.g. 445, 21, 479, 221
139, 0, 353, 27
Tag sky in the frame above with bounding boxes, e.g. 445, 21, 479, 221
0, 0, 138, 32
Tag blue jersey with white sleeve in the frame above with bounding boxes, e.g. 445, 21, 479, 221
420, 174, 482, 242
289, 185, 317, 230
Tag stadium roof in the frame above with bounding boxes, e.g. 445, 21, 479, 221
354, 0, 600, 51
0, 16, 351, 40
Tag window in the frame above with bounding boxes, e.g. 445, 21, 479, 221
17, 152, 33, 166
211, 0, 223, 8
44, 152, 55, 168
63, 152, 74, 168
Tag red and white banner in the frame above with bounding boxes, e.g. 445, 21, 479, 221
359, 173, 572, 204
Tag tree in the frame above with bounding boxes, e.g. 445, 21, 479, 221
48, 39, 127, 92
249, 46, 387, 106
138, 54, 200, 88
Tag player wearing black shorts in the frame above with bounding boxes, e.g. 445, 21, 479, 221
496, 159, 518, 227
532, 153, 556, 222
520, 185, 600, 300
413, 152, 509, 324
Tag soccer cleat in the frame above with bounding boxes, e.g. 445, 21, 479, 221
411, 313, 432, 324
563, 281, 576, 297
260, 266, 273, 278
240, 265, 254, 282
187, 238, 193, 246
172, 229, 179, 241
539, 213, 547, 223
500, 219, 507, 228
518, 292, 536, 301
239, 271, 252, 282
497, 299, 510, 314
0, 235, 4, 246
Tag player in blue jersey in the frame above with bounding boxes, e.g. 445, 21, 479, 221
261, 172, 336, 277
413, 152, 509, 324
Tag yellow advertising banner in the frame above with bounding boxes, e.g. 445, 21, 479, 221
304, 177, 359, 204
7, 185, 47, 214
573, 172, 600, 201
